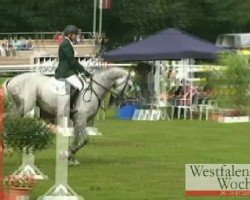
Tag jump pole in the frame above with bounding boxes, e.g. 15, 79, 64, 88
38, 82, 83, 200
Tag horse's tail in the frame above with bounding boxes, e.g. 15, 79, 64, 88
2, 78, 11, 97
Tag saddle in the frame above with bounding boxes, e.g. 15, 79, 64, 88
50, 77, 88, 118
50, 77, 67, 95
50, 77, 88, 96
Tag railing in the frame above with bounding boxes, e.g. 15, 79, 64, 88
0, 57, 135, 75
0, 65, 33, 73
0, 31, 94, 40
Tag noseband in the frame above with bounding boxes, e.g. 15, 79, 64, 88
112, 72, 132, 99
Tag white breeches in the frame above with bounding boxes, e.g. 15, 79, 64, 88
66, 75, 83, 91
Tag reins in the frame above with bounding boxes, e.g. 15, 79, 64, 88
81, 72, 131, 110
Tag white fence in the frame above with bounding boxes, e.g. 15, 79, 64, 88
0, 57, 134, 75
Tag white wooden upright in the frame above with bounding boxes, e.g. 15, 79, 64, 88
38, 82, 83, 200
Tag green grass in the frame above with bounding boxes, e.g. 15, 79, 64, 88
0, 78, 6, 85
4, 111, 250, 200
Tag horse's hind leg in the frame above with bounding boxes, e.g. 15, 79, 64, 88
8, 95, 25, 116
10, 94, 36, 117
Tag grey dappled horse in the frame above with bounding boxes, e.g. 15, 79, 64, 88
3, 67, 133, 162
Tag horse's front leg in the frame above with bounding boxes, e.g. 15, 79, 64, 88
68, 112, 88, 161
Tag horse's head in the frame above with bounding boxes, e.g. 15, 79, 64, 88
113, 70, 134, 98
87, 67, 134, 106
108, 71, 134, 106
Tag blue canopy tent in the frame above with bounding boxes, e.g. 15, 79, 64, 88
103, 28, 222, 61
103, 28, 223, 119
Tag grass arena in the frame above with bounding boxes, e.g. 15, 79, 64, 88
1, 74, 250, 200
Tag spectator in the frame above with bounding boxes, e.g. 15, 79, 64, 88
13, 37, 26, 50
0, 43, 6, 56
19, 37, 27, 50
175, 79, 191, 105
8, 44, 16, 56
26, 37, 33, 50
54, 31, 64, 44
77, 28, 83, 44
97, 31, 109, 55
198, 85, 216, 104
160, 86, 176, 105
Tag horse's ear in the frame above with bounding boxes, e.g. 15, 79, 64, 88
130, 70, 136, 79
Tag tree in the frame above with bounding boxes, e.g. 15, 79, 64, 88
1, 0, 250, 48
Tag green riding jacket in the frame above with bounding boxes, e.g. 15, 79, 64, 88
55, 38, 88, 79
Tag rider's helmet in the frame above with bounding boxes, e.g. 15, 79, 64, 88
63, 25, 78, 36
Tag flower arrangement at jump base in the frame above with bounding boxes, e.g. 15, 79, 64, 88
4, 174, 36, 189
4, 175, 37, 200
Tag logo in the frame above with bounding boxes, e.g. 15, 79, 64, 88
186, 164, 250, 196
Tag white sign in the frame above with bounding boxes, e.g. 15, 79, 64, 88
186, 164, 250, 196
36, 57, 107, 75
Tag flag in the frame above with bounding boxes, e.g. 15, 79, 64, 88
99, 0, 112, 9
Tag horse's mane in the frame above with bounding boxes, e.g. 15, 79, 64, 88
94, 67, 129, 79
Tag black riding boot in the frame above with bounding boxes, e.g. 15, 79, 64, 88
70, 88, 80, 117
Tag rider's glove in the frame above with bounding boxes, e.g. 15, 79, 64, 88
84, 70, 92, 78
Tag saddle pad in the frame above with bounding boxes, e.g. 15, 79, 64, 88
50, 77, 67, 95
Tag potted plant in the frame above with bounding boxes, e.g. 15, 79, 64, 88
4, 115, 54, 153
207, 52, 250, 122
4, 115, 54, 180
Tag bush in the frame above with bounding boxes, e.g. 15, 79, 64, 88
4, 115, 54, 153
207, 53, 250, 110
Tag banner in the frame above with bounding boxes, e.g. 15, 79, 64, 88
186, 164, 250, 196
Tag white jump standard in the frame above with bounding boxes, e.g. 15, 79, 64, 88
38, 82, 83, 200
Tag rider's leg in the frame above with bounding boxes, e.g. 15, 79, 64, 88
66, 75, 83, 113
66, 75, 83, 91
70, 88, 79, 111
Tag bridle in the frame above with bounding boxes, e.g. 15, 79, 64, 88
111, 72, 132, 99
82, 72, 132, 109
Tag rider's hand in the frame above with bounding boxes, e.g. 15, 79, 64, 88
84, 70, 92, 78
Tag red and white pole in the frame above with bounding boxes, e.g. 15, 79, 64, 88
0, 87, 4, 199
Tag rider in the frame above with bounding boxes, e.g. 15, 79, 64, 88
55, 25, 91, 113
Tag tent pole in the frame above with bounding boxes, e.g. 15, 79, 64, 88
189, 59, 194, 119
98, 1, 103, 35
154, 61, 161, 105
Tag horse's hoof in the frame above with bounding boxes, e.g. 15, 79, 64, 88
83, 138, 89, 145
68, 158, 80, 166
